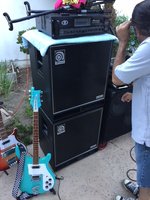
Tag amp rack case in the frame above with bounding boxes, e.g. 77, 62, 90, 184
36, 11, 110, 39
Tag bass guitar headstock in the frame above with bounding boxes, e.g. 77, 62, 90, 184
29, 87, 42, 112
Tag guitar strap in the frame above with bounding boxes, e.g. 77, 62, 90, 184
12, 144, 37, 200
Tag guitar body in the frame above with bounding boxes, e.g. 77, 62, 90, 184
0, 129, 26, 171
16, 146, 56, 195
15, 87, 56, 195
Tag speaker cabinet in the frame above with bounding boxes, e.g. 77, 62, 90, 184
39, 107, 103, 170
99, 84, 132, 144
29, 40, 113, 119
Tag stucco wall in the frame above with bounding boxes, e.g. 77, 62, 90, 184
0, 0, 55, 61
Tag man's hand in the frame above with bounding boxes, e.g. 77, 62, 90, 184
112, 21, 132, 86
116, 21, 131, 45
121, 92, 132, 102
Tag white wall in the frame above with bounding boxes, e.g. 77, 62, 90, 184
0, 0, 55, 61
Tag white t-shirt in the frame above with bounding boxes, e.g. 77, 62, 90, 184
115, 37, 150, 147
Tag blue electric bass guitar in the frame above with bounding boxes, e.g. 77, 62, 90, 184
16, 87, 55, 195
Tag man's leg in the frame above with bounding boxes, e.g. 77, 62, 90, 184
135, 143, 150, 200
138, 188, 150, 200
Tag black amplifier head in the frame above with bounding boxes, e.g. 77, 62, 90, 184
36, 12, 111, 39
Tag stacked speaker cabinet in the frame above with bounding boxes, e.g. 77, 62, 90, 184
29, 38, 114, 170
39, 107, 103, 169
99, 67, 132, 145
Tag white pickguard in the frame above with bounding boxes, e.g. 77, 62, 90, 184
0, 135, 18, 150
28, 164, 55, 191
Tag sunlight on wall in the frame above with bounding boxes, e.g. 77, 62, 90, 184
0, 0, 55, 61
114, 0, 143, 17
0, 0, 144, 61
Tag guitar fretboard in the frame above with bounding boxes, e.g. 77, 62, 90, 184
33, 112, 39, 165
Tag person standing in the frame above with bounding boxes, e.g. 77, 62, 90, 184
112, 1, 150, 200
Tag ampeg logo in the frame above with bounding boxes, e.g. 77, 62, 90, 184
61, 20, 69, 26
56, 124, 66, 135
55, 49, 65, 65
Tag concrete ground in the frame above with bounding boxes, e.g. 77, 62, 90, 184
0, 132, 137, 200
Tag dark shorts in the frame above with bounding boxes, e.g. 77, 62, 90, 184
135, 142, 150, 188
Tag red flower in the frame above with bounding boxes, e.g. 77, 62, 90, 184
54, 0, 86, 9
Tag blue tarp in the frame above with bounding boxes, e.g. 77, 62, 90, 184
22, 29, 118, 56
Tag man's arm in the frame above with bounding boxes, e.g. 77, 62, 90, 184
112, 21, 131, 86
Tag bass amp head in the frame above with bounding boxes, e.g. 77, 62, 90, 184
36, 11, 111, 39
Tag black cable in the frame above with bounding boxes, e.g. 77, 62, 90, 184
55, 176, 64, 200
126, 145, 137, 182
129, 145, 136, 163
126, 168, 137, 182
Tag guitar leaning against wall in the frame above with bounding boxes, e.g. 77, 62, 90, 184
0, 105, 26, 172
16, 87, 56, 195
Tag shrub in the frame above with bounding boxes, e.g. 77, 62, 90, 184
17, 27, 36, 54
0, 62, 12, 97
